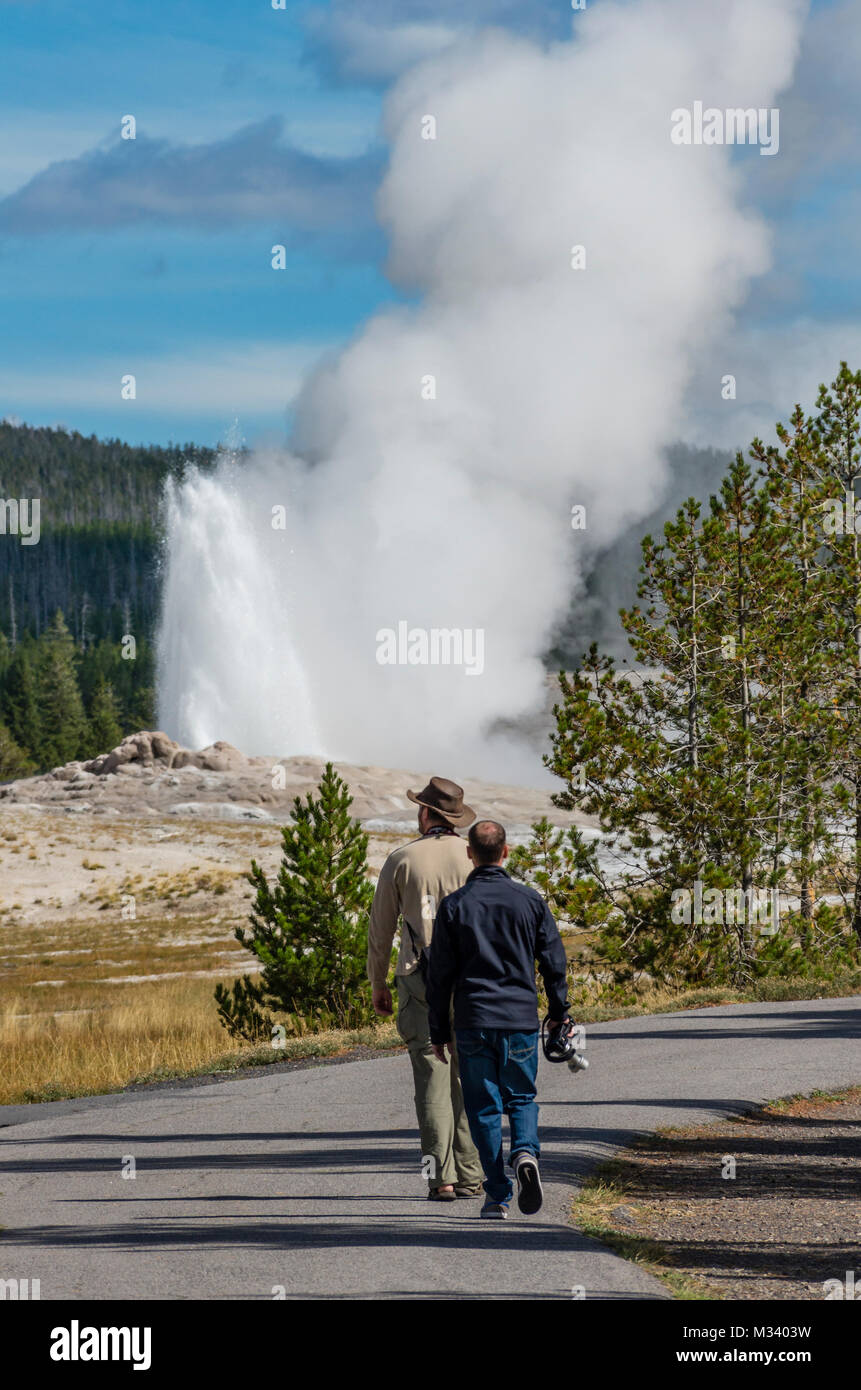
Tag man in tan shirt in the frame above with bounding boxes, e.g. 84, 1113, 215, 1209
368, 776, 484, 1200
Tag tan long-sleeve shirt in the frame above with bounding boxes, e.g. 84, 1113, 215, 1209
366, 830, 473, 990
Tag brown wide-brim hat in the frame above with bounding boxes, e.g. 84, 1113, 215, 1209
407, 776, 476, 828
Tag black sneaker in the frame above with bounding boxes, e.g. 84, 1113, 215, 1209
512, 1153, 543, 1215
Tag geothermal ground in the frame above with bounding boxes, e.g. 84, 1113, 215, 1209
0, 729, 586, 931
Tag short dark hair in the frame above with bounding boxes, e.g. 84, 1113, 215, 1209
422, 806, 451, 829
468, 819, 506, 865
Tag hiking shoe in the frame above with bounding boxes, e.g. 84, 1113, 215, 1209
512, 1152, 543, 1215
480, 1200, 509, 1219
454, 1183, 484, 1199
427, 1186, 457, 1202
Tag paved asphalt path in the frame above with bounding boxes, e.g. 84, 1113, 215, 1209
0, 996, 858, 1300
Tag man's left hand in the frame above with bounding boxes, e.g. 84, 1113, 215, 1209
431, 1042, 450, 1064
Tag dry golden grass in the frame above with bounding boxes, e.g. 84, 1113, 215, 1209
0, 974, 245, 1103
1, 915, 248, 992
0, 909, 252, 1103
110, 865, 245, 906
0, 903, 401, 1105
0, 970, 401, 1105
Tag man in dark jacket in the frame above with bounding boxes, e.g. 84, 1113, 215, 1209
426, 819, 570, 1219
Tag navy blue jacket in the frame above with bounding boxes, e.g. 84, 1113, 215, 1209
426, 864, 569, 1044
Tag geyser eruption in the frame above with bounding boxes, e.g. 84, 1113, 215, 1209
158, 457, 323, 758
158, 0, 805, 779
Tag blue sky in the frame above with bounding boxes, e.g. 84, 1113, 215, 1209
0, 0, 858, 448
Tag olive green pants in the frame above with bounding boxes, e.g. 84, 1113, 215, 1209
396, 971, 484, 1191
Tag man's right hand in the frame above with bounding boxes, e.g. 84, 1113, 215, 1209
372, 986, 393, 1016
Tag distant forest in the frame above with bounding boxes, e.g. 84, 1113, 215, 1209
0, 421, 217, 641
0, 422, 219, 775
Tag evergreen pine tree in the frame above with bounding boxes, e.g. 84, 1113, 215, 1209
36, 611, 87, 766
547, 368, 861, 989
1, 640, 42, 765
85, 678, 124, 757
548, 492, 751, 985
508, 815, 611, 928
0, 719, 35, 780
751, 403, 842, 942
814, 364, 861, 941
547, 450, 842, 987
695, 454, 780, 967
215, 763, 377, 1040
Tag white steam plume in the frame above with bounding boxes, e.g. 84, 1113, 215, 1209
158, 0, 807, 781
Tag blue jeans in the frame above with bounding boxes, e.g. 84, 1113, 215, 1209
455, 1028, 540, 1205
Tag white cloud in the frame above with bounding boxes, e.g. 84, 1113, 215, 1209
307, 16, 463, 83
301, 0, 568, 84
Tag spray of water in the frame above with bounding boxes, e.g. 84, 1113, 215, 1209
157, 0, 806, 780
